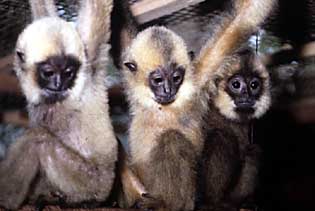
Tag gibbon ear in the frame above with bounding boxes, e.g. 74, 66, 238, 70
213, 76, 220, 88
124, 62, 137, 72
188, 51, 195, 61
16, 51, 25, 63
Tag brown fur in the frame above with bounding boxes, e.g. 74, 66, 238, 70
200, 106, 260, 211
199, 50, 270, 211
132, 130, 198, 211
0, 0, 117, 209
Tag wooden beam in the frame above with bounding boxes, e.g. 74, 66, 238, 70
131, 0, 206, 24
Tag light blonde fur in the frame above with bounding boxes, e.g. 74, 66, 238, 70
30, 0, 58, 19
15, 17, 86, 105
123, 26, 197, 113
77, 0, 113, 64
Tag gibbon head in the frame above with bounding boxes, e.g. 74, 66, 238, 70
122, 26, 195, 110
14, 17, 87, 105
213, 48, 271, 122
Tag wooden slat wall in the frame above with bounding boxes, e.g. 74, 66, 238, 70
131, 0, 206, 23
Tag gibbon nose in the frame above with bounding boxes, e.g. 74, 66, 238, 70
53, 74, 62, 90
240, 86, 250, 97
163, 80, 171, 94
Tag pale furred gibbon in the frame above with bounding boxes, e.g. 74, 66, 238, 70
0, 0, 117, 209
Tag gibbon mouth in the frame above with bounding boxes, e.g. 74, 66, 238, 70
44, 88, 67, 94
44, 88, 69, 97
235, 101, 255, 113
154, 95, 176, 105
43, 88, 68, 103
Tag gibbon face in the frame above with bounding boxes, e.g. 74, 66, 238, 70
123, 26, 195, 109
227, 73, 262, 113
35, 55, 81, 104
214, 49, 271, 122
147, 63, 185, 105
14, 17, 86, 105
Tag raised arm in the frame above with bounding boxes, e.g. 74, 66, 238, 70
194, 0, 276, 87
29, 0, 58, 19
77, 0, 113, 63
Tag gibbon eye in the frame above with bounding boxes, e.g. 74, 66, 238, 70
172, 66, 185, 85
64, 67, 75, 78
228, 75, 244, 94
124, 62, 137, 72
173, 71, 183, 84
249, 77, 262, 95
173, 75, 181, 83
39, 65, 55, 79
43, 70, 54, 78
250, 79, 260, 90
152, 75, 163, 86
232, 81, 241, 89
188, 51, 195, 60
16, 51, 25, 63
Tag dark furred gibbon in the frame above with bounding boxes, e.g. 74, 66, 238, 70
119, 0, 276, 210
0, 0, 117, 209
199, 48, 271, 211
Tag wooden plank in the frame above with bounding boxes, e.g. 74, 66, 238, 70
131, 0, 206, 23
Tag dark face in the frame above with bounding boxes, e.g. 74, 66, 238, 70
36, 55, 81, 104
227, 74, 262, 114
149, 64, 185, 105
